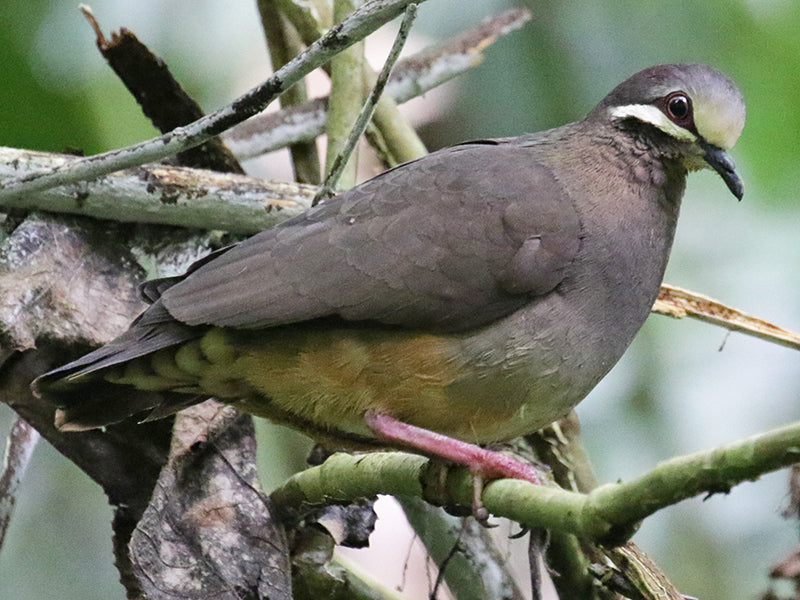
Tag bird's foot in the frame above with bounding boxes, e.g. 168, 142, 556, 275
364, 411, 542, 521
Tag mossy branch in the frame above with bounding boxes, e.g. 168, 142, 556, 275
271, 420, 800, 543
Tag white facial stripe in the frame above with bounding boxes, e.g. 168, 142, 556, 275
609, 104, 697, 143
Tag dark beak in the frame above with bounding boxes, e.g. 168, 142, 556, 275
701, 142, 743, 200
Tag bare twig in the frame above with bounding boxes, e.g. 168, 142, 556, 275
654, 283, 800, 351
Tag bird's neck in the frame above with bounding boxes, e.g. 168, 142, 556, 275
543, 119, 688, 205
538, 119, 686, 340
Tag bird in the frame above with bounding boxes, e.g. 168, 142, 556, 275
34, 63, 745, 486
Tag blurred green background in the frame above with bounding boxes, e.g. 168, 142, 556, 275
1, 1, 799, 598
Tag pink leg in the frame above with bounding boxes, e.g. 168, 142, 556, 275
364, 411, 541, 484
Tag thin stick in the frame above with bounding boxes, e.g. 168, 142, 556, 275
313, 2, 418, 204
654, 283, 800, 351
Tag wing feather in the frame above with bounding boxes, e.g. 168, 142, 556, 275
160, 140, 582, 333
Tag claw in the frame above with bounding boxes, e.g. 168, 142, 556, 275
471, 474, 497, 527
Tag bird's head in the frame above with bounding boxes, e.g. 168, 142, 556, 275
592, 63, 746, 199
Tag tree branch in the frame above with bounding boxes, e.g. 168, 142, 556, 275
528, 416, 686, 599
0, 0, 424, 201
2, 144, 798, 353
323, 0, 367, 191
128, 403, 292, 600
271, 420, 800, 544
276, 0, 428, 168
2, 145, 797, 352
396, 496, 527, 600
0, 147, 314, 234
292, 527, 408, 599
80, 5, 245, 174
316, 2, 418, 201
221, 9, 531, 160
655, 283, 800, 351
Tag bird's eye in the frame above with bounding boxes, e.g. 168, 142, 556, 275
666, 92, 691, 121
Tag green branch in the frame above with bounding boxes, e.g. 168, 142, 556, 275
278, 0, 427, 170
271, 420, 800, 543
323, 0, 367, 191
316, 2, 418, 201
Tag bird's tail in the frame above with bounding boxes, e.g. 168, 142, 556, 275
33, 302, 205, 431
